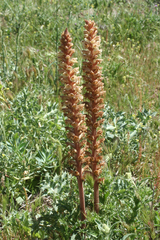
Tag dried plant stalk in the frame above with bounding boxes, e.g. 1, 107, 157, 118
82, 20, 105, 213
58, 28, 87, 221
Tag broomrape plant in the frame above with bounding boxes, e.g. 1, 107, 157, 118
82, 20, 105, 213
58, 28, 87, 222
58, 20, 105, 222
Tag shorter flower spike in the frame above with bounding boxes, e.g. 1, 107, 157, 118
58, 28, 87, 222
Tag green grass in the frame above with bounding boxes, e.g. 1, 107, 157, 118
0, 0, 160, 239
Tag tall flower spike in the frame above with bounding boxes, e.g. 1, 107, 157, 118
82, 20, 105, 213
58, 28, 87, 222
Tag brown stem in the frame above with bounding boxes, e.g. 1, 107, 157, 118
77, 176, 86, 222
94, 178, 99, 213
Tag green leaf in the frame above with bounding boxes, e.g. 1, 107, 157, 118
71, 234, 76, 240
106, 132, 115, 139
130, 130, 137, 138
87, 231, 98, 238
122, 233, 135, 240
106, 125, 115, 131
16, 196, 24, 205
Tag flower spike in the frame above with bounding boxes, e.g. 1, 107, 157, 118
82, 20, 105, 213
58, 28, 87, 222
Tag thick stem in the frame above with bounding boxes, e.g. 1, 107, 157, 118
92, 158, 99, 213
92, 111, 99, 213
94, 179, 99, 213
74, 120, 86, 223
77, 177, 86, 223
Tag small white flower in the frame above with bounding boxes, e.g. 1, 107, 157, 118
102, 223, 110, 233
126, 172, 132, 180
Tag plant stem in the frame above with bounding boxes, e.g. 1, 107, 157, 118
94, 179, 99, 213
1, 31, 5, 78
55, 0, 59, 96
78, 176, 86, 222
